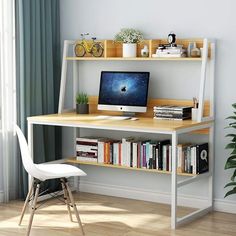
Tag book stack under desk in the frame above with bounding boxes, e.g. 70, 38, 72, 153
73, 137, 209, 176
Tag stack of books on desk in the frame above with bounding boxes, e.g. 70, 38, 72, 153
152, 45, 186, 58
153, 105, 192, 120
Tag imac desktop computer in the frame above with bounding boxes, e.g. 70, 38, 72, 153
98, 71, 150, 117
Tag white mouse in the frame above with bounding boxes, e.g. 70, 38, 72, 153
130, 117, 139, 121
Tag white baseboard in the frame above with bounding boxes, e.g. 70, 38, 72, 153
0, 191, 4, 202
79, 180, 236, 214
214, 198, 236, 213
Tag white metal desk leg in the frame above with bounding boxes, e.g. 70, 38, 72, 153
27, 122, 33, 190
171, 131, 178, 229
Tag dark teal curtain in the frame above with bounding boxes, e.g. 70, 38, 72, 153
15, 0, 62, 198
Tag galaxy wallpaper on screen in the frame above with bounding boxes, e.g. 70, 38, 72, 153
99, 72, 149, 106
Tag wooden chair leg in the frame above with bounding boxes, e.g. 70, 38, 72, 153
60, 179, 73, 222
63, 179, 85, 236
26, 181, 40, 236
18, 179, 34, 226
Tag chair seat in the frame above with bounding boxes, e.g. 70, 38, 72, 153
36, 163, 86, 181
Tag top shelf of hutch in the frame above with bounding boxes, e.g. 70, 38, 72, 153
65, 38, 212, 61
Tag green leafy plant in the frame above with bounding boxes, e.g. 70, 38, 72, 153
114, 28, 143, 44
224, 103, 236, 197
76, 92, 88, 104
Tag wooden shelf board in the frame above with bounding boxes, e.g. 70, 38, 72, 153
66, 157, 196, 177
66, 57, 202, 61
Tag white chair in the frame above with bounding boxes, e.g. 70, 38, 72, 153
15, 125, 86, 236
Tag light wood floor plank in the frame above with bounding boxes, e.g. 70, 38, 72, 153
0, 192, 235, 236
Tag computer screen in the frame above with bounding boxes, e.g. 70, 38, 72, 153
98, 71, 149, 113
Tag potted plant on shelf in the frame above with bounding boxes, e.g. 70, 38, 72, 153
224, 103, 236, 197
76, 92, 89, 114
114, 28, 143, 58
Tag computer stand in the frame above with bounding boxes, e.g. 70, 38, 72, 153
122, 112, 136, 117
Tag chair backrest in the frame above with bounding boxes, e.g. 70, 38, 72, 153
15, 125, 39, 178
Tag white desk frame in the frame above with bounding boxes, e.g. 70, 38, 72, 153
27, 117, 214, 229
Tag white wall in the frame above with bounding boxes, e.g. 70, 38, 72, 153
60, 0, 236, 212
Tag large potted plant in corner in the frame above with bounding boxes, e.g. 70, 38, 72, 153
76, 92, 89, 114
225, 103, 236, 197
114, 28, 143, 58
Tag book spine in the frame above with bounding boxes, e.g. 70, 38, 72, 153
149, 144, 153, 169
156, 148, 159, 169
76, 137, 100, 142
137, 142, 141, 168
146, 142, 150, 169
132, 142, 138, 168
126, 141, 131, 167
76, 145, 98, 152
110, 143, 113, 164
76, 141, 98, 146
154, 112, 191, 118
153, 117, 190, 121
118, 143, 122, 166
76, 156, 97, 162
177, 145, 182, 172
104, 142, 109, 164
163, 145, 167, 171
193, 146, 197, 174
77, 150, 97, 157
191, 146, 194, 174
186, 146, 191, 173
121, 138, 126, 167
152, 145, 156, 169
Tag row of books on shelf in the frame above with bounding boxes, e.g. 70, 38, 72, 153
76, 137, 209, 174
153, 105, 192, 120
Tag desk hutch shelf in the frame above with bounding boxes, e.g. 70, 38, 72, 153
27, 37, 216, 230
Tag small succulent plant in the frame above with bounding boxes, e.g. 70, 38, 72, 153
76, 92, 88, 104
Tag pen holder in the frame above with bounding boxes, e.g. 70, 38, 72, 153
191, 108, 198, 121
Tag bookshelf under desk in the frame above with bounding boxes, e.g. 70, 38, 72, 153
27, 112, 214, 229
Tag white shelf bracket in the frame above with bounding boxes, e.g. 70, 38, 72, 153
197, 38, 209, 122
58, 40, 75, 113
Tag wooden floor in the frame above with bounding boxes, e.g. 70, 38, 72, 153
0, 192, 235, 236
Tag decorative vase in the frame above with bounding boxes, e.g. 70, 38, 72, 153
123, 43, 137, 57
141, 45, 149, 57
76, 104, 89, 114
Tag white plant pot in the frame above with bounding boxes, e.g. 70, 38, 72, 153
123, 43, 137, 57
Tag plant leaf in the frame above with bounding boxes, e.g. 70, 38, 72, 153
224, 187, 236, 198
232, 103, 236, 109
224, 182, 236, 188
226, 116, 236, 120
226, 134, 236, 138
225, 160, 236, 169
225, 143, 236, 149
231, 169, 236, 182
226, 155, 236, 162
231, 149, 236, 155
